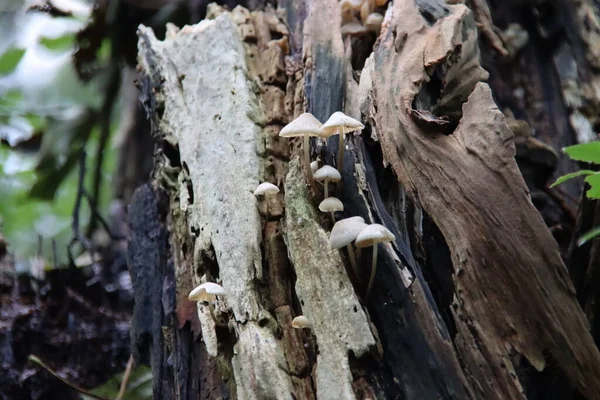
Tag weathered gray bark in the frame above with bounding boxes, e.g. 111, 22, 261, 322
129, 1, 600, 399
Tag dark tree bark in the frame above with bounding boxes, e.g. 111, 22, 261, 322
129, 0, 600, 399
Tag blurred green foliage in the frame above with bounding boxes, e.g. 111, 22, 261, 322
0, 2, 118, 267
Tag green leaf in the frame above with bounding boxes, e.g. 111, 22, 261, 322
85, 364, 152, 400
563, 142, 600, 164
584, 174, 600, 199
550, 170, 597, 188
0, 89, 23, 107
578, 226, 600, 246
0, 48, 26, 75
40, 34, 75, 51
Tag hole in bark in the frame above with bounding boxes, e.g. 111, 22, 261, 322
164, 140, 181, 168
270, 30, 283, 40
182, 162, 194, 205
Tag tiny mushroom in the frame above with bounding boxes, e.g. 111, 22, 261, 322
321, 112, 364, 176
254, 182, 280, 196
310, 160, 320, 174
319, 197, 344, 221
254, 182, 280, 216
355, 224, 395, 299
330, 216, 368, 279
189, 282, 228, 327
279, 113, 323, 187
360, 0, 371, 22
365, 13, 384, 33
292, 315, 311, 329
313, 165, 341, 198
341, 22, 367, 37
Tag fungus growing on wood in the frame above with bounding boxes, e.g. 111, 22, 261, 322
330, 216, 368, 280
365, 13, 383, 33
310, 160, 320, 174
314, 165, 341, 198
254, 182, 280, 217
292, 315, 311, 329
355, 224, 395, 299
254, 182, 280, 196
341, 22, 368, 37
279, 113, 323, 187
319, 197, 344, 221
321, 112, 364, 175
189, 282, 228, 327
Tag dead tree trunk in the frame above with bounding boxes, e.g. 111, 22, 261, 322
129, 1, 600, 399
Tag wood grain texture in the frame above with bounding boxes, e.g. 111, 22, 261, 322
367, 1, 600, 398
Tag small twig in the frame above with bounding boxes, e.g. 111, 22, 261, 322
68, 151, 93, 263
28, 355, 109, 400
117, 355, 135, 400
87, 64, 120, 237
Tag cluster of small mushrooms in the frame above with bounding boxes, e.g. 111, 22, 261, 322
340, 0, 387, 37
188, 111, 395, 331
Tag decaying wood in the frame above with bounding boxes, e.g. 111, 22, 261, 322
363, 1, 600, 399
132, 0, 600, 399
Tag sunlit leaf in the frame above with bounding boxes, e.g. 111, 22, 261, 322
40, 34, 76, 51
578, 226, 600, 246
584, 174, 600, 199
0, 48, 26, 75
563, 142, 600, 164
550, 170, 597, 188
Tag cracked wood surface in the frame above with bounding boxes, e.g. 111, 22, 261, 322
365, 1, 600, 399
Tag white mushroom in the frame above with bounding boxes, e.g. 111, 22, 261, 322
365, 13, 384, 33
330, 216, 368, 279
310, 160, 320, 174
254, 182, 280, 196
189, 282, 228, 327
292, 315, 311, 329
188, 282, 227, 302
341, 22, 368, 37
313, 165, 341, 198
279, 113, 323, 187
319, 197, 344, 221
355, 224, 395, 299
321, 112, 364, 176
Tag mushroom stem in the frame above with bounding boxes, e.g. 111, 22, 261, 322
208, 303, 228, 328
337, 129, 345, 174
366, 244, 378, 300
330, 211, 336, 221
324, 177, 329, 198
304, 134, 314, 188
347, 244, 359, 279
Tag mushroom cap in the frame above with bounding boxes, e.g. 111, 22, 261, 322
329, 216, 368, 249
319, 197, 344, 213
188, 282, 227, 302
313, 165, 341, 182
279, 113, 323, 138
321, 111, 365, 136
310, 160, 320, 174
355, 224, 395, 248
254, 182, 280, 196
365, 13, 384, 32
341, 22, 368, 37
292, 315, 311, 329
